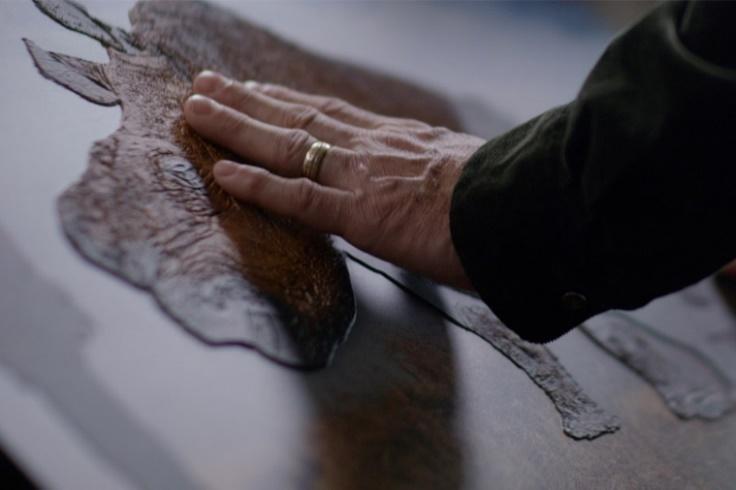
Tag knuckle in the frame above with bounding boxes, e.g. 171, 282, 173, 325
375, 131, 424, 151
258, 83, 275, 95
229, 81, 254, 107
294, 181, 316, 208
218, 108, 246, 134
319, 97, 347, 117
217, 78, 236, 97
415, 126, 446, 141
260, 83, 285, 99
349, 152, 371, 181
283, 129, 311, 161
355, 133, 390, 153
290, 106, 320, 129
241, 168, 265, 193
346, 133, 370, 151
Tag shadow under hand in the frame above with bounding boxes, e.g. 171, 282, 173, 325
300, 264, 464, 490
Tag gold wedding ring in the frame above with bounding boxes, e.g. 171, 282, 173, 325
302, 141, 331, 182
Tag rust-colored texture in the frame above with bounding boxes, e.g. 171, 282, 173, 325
25, 0, 461, 368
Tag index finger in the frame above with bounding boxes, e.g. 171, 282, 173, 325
213, 160, 352, 236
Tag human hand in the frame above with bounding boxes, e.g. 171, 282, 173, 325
183, 71, 483, 289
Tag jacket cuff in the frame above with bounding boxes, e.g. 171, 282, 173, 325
450, 106, 604, 343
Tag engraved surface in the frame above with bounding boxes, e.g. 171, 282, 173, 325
25, 0, 461, 368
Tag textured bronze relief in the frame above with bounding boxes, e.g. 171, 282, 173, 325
345, 252, 621, 440
459, 305, 620, 439
25, 0, 461, 368
583, 309, 736, 420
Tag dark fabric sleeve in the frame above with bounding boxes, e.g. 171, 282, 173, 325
449, 0, 736, 343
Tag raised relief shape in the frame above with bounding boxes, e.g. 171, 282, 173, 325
345, 252, 620, 440
457, 304, 620, 440
25, 0, 461, 368
583, 296, 736, 420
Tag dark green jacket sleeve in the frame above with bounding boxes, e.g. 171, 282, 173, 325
449, 0, 736, 343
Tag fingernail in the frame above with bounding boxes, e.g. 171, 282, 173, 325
186, 94, 215, 115
194, 70, 224, 94
213, 160, 237, 178
243, 80, 258, 90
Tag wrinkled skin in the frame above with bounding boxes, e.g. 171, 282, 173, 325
183, 72, 484, 289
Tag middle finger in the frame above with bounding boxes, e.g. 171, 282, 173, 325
192, 71, 359, 147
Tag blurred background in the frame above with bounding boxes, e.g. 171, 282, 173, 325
215, 1, 656, 125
